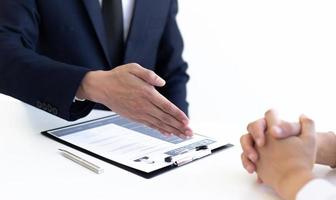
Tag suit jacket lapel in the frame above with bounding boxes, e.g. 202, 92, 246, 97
124, 0, 170, 64
82, 0, 111, 66
124, 0, 150, 63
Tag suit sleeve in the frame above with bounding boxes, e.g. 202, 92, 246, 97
155, 0, 190, 115
0, 0, 95, 121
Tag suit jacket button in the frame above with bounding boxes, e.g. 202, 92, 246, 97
47, 104, 52, 113
36, 101, 42, 108
42, 103, 47, 110
52, 108, 58, 115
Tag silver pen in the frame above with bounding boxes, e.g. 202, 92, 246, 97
58, 149, 104, 174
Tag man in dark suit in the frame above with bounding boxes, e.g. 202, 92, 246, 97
0, 0, 192, 137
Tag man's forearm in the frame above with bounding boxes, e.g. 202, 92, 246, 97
316, 132, 336, 167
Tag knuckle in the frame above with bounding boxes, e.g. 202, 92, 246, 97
242, 135, 253, 149
258, 118, 266, 126
240, 135, 249, 147
306, 118, 315, 125
147, 70, 156, 79
240, 134, 246, 145
250, 126, 261, 138
127, 63, 141, 72
138, 84, 149, 92
130, 62, 141, 68
241, 141, 249, 151
143, 87, 155, 97
264, 109, 274, 116
154, 122, 167, 131
156, 120, 166, 128
247, 121, 259, 134
162, 102, 173, 112
241, 154, 247, 168
300, 115, 315, 127
125, 64, 134, 70
246, 123, 253, 132
147, 116, 159, 125
161, 115, 172, 124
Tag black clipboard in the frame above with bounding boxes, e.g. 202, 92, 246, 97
42, 114, 233, 179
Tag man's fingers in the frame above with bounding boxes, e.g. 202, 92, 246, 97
148, 102, 192, 136
241, 153, 256, 174
129, 63, 166, 87
149, 90, 191, 130
247, 118, 267, 147
264, 109, 283, 138
136, 118, 173, 137
299, 115, 316, 141
143, 114, 189, 138
271, 121, 301, 138
240, 134, 258, 163
264, 109, 281, 127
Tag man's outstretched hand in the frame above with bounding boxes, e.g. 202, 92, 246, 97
76, 63, 193, 138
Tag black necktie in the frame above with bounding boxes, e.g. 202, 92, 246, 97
102, 0, 124, 67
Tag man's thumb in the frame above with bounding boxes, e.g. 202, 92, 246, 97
270, 122, 301, 139
131, 64, 166, 87
299, 114, 315, 141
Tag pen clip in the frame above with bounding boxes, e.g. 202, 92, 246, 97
164, 145, 211, 166
174, 148, 211, 166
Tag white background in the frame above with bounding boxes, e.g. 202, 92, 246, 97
1, 1, 336, 199
178, 0, 336, 134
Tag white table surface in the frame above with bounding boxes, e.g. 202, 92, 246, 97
0, 94, 335, 200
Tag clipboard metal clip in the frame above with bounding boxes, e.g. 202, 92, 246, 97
165, 145, 212, 167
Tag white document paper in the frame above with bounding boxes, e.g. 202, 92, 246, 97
48, 115, 227, 173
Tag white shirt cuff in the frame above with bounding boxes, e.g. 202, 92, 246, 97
73, 96, 86, 103
296, 179, 336, 200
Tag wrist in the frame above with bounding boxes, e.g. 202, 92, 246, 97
328, 132, 336, 168
316, 131, 336, 167
276, 168, 314, 200
76, 70, 107, 103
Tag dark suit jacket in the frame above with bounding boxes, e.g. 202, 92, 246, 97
0, 0, 189, 121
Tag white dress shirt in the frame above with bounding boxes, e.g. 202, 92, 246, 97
296, 179, 336, 200
99, 0, 135, 40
